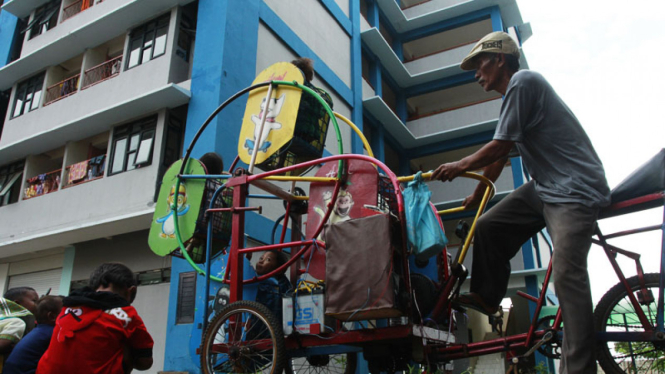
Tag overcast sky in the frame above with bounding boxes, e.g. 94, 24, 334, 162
516, 0, 664, 301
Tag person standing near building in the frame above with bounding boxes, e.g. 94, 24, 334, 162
431, 31, 610, 373
4, 296, 64, 374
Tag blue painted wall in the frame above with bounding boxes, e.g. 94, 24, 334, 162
0, 10, 18, 67
164, 1, 261, 371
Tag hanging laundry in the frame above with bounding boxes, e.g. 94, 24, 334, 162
68, 160, 89, 184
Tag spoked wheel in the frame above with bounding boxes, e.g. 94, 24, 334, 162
535, 316, 562, 359
594, 273, 665, 374
200, 300, 286, 374
286, 352, 358, 374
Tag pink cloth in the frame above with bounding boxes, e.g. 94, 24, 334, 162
68, 160, 89, 184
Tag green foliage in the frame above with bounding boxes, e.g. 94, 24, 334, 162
614, 341, 665, 373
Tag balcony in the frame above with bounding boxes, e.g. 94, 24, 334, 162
81, 56, 122, 89
0, 0, 195, 90
376, 0, 529, 34
62, 154, 106, 188
363, 93, 500, 150
23, 168, 61, 199
43, 74, 80, 105
61, 0, 94, 22
0, 112, 170, 258
0, 23, 191, 162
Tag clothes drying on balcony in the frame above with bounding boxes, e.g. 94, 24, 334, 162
89, 155, 106, 178
69, 160, 89, 184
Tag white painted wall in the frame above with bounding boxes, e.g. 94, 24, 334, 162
263, 0, 351, 88
405, 43, 473, 75
132, 282, 170, 374
253, 22, 352, 222
406, 99, 502, 138
0, 110, 168, 257
402, 0, 468, 19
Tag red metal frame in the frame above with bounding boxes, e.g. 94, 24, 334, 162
203, 152, 663, 364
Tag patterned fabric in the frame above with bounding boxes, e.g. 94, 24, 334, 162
68, 160, 89, 184
0, 299, 32, 321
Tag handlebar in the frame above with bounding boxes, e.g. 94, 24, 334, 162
397, 171, 496, 265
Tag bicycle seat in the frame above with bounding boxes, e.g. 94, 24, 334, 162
599, 148, 665, 219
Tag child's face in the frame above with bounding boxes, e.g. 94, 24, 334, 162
255, 252, 278, 276
18, 290, 39, 315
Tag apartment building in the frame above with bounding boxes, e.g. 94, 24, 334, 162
0, 0, 198, 371
0, 1, 551, 373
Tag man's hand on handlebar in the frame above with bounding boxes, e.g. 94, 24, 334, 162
431, 161, 465, 182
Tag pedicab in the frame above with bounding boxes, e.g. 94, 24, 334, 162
148, 61, 665, 374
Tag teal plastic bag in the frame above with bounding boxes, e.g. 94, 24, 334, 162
403, 171, 448, 260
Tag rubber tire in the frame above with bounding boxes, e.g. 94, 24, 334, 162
285, 352, 358, 374
594, 273, 663, 374
200, 300, 286, 374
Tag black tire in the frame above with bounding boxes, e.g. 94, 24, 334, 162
594, 273, 664, 374
200, 300, 286, 374
286, 352, 358, 374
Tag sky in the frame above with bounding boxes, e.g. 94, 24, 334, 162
515, 0, 665, 301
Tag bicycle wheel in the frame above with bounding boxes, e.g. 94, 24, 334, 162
594, 273, 665, 374
200, 300, 286, 374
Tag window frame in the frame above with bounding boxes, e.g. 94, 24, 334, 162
0, 160, 25, 207
125, 14, 170, 70
12, 73, 45, 119
108, 115, 158, 176
27, 0, 61, 40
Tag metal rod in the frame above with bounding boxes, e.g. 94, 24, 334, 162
248, 83, 274, 174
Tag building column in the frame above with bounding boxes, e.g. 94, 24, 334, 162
59, 245, 76, 296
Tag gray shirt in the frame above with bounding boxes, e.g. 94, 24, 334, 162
494, 70, 610, 207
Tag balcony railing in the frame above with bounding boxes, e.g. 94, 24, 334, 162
62, 0, 94, 22
81, 56, 122, 89
44, 74, 80, 105
63, 154, 106, 188
24, 169, 61, 199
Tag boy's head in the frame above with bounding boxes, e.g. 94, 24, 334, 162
4, 287, 39, 315
255, 250, 288, 276
200, 152, 224, 175
291, 57, 314, 82
35, 296, 64, 325
89, 263, 138, 303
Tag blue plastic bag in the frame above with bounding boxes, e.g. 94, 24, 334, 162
403, 171, 448, 260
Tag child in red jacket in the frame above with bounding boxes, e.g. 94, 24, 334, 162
37, 263, 153, 374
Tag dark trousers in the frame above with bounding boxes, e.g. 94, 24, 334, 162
470, 181, 598, 374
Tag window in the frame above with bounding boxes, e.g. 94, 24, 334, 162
126, 14, 170, 70
109, 116, 157, 175
12, 73, 44, 118
176, 15, 194, 62
26, 0, 61, 40
176, 271, 196, 324
0, 160, 25, 207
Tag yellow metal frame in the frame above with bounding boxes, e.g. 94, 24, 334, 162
398, 171, 496, 264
